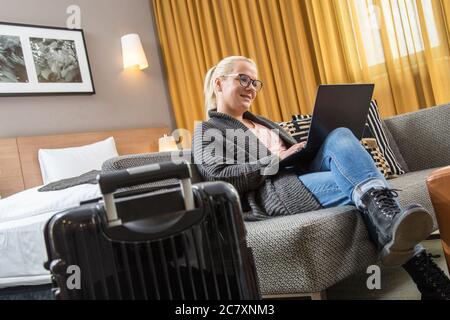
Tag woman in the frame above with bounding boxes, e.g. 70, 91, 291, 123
192, 56, 450, 299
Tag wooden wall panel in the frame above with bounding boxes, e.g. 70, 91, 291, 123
0, 139, 25, 198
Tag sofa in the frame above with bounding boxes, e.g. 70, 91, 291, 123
102, 103, 450, 299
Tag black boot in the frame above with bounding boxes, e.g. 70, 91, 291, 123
403, 251, 450, 300
360, 188, 433, 267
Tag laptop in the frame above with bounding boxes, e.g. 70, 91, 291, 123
279, 83, 375, 168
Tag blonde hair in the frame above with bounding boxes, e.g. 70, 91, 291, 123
203, 56, 256, 119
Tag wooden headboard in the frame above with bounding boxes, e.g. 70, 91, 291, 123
0, 127, 170, 198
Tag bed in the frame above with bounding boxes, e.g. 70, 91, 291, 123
0, 127, 169, 298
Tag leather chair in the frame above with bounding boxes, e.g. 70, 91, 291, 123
426, 166, 450, 271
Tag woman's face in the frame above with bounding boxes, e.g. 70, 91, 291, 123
216, 60, 259, 117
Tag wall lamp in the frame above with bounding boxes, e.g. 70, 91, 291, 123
121, 33, 149, 70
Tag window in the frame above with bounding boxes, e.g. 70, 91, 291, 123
353, 0, 440, 66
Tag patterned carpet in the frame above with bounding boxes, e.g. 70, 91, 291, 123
327, 239, 449, 300
0, 284, 53, 300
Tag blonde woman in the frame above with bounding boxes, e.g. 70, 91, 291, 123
192, 55, 450, 299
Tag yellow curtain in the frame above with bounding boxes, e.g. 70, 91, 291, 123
152, 0, 450, 132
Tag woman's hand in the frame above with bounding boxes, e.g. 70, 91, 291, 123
278, 142, 307, 160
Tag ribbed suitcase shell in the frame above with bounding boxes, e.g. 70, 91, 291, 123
44, 181, 260, 300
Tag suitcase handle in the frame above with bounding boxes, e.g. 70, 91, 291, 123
98, 161, 191, 194
97, 161, 194, 225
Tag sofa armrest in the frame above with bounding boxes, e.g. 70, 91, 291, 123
101, 150, 204, 183
383, 104, 450, 171
102, 151, 174, 171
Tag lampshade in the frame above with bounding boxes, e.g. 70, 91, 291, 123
121, 33, 149, 70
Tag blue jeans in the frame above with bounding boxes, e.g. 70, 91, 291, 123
299, 127, 385, 208
299, 127, 425, 256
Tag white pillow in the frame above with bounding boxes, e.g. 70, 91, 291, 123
38, 137, 119, 185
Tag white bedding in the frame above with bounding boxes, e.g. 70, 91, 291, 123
0, 184, 101, 223
0, 184, 102, 288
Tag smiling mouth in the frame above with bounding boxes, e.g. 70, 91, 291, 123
241, 95, 252, 101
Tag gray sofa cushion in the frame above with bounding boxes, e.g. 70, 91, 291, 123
246, 167, 439, 295
245, 206, 378, 294
384, 104, 450, 171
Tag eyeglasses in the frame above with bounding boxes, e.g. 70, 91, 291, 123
222, 73, 263, 92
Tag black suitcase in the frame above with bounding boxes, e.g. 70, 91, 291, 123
44, 161, 261, 300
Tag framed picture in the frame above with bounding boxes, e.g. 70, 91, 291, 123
0, 22, 95, 96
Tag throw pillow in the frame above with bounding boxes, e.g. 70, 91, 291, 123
363, 100, 406, 177
38, 137, 119, 185
278, 114, 311, 143
278, 100, 406, 179
361, 138, 392, 178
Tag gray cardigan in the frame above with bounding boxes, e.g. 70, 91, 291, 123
192, 109, 321, 221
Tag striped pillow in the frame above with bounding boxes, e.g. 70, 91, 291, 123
363, 100, 405, 177
278, 100, 405, 179
361, 138, 391, 178
278, 114, 311, 143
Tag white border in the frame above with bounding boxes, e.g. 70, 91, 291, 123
0, 24, 94, 94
